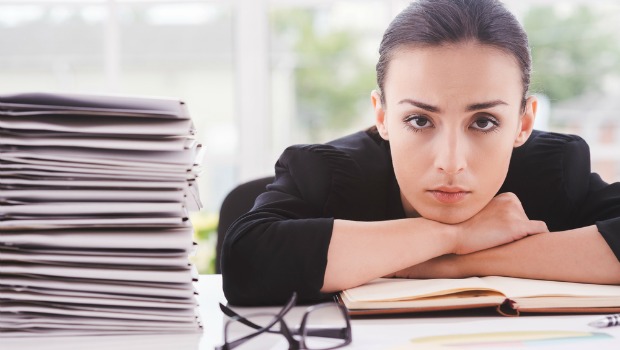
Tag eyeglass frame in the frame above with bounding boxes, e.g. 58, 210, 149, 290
215, 292, 353, 350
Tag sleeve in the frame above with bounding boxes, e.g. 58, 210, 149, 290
559, 136, 620, 261
504, 131, 620, 261
220, 144, 358, 306
575, 173, 620, 261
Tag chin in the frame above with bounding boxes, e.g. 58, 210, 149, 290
418, 206, 479, 225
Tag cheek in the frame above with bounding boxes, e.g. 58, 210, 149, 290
474, 153, 511, 201
476, 132, 515, 172
389, 138, 435, 214
389, 137, 432, 185
469, 133, 514, 189
391, 156, 423, 195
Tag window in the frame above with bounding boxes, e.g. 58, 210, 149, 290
0, 0, 235, 213
3, 0, 619, 274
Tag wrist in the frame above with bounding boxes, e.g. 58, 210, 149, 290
416, 217, 461, 256
442, 220, 461, 255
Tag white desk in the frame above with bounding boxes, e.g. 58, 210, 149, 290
4, 274, 620, 350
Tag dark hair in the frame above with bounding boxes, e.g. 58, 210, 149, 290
376, 0, 531, 111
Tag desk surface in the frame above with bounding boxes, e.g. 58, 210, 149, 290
4, 274, 620, 350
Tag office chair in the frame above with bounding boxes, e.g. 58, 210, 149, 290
215, 176, 275, 273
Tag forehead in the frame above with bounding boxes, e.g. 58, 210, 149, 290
384, 42, 523, 106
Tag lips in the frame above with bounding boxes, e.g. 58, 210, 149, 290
427, 187, 471, 204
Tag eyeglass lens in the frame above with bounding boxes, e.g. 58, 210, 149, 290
302, 304, 349, 350
224, 312, 284, 349
220, 297, 350, 350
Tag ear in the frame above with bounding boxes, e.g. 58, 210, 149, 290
371, 90, 389, 140
514, 95, 537, 147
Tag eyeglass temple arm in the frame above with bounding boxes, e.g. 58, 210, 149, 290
218, 292, 298, 331
218, 305, 347, 339
303, 327, 350, 339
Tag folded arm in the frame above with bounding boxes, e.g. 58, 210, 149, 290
322, 192, 548, 292
391, 224, 620, 284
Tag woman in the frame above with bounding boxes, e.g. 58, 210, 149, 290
221, 0, 620, 305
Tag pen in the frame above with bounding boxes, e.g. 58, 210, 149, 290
588, 314, 620, 328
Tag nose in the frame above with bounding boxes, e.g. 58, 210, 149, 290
433, 129, 467, 175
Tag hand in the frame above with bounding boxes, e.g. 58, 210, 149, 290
452, 192, 548, 255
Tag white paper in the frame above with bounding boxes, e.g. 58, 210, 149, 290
0, 92, 190, 119
1, 202, 185, 216
1, 264, 194, 283
0, 328, 201, 338
0, 250, 190, 267
0, 115, 193, 135
1, 291, 195, 309
0, 302, 198, 319
0, 276, 194, 299
0, 217, 187, 229
0, 287, 195, 307
0, 170, 190, 182
0, 227, 193, 250
0, 91, 202, 337
0, 314, 197, 328
0, 155, 192, 171
0, 189, 187, 203
482, 276, 620, 298
0, 134, 195, 151
0, 178, 189, 189
0, 161, 194, 177
3, 248, 189, 258
0, 144, 199, 166
343, 277, 495, 302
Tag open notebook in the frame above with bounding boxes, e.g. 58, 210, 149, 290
338, 276, 620, 316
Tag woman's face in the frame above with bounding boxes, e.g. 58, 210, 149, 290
373, 42, 536, 224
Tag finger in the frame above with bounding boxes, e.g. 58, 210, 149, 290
496, 192, 520, 204
525, 220, 549, 234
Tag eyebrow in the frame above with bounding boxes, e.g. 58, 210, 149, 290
398, 98, 508, 113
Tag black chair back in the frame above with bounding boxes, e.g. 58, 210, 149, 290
215, 176, 274, 273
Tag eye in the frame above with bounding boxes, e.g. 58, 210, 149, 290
470, 115, 499, 133
404, 115, 434, 131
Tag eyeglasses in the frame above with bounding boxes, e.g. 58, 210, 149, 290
215, 292, 352, 350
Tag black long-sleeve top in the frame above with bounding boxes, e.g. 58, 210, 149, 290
221, 129, 620, 306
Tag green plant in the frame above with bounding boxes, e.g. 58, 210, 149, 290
190, 212, 218, 274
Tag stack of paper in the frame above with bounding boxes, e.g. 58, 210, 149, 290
0, 92, 203, 337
